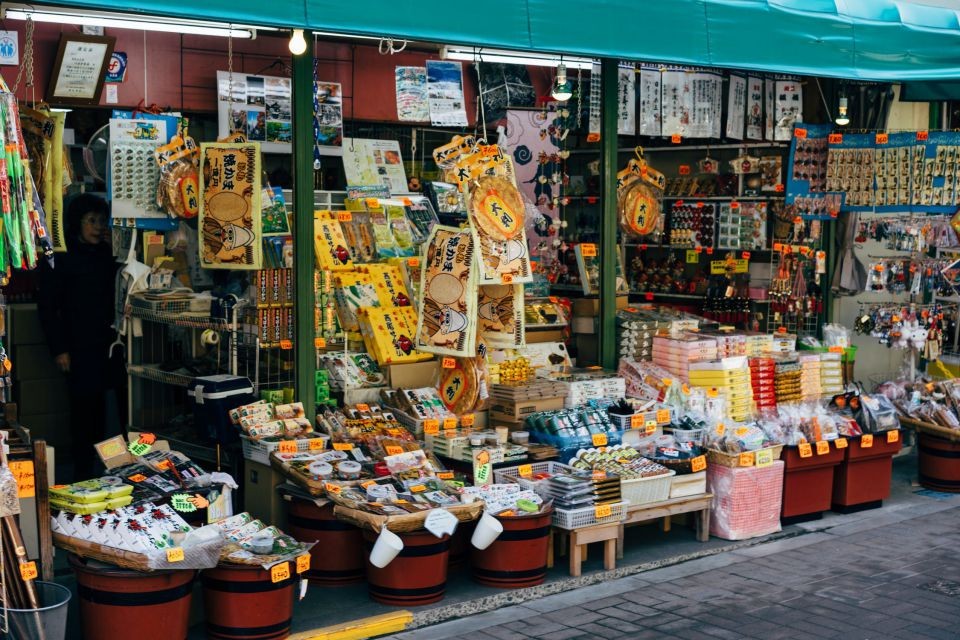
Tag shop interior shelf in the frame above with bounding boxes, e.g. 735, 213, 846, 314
127, 305, 232, 330
127, 364, 194, 387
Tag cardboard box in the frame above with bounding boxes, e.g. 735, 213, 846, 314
95, 433, 171, 470
385, 359, 439, 389
243, 460, 287, 528
572, 316, 597, 335
489, 396, 565, 420
572, 296, 629, 317
525, 329, 564, 344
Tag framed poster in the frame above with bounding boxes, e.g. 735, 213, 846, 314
217, 71, 296, 154
47, 34, 115, 105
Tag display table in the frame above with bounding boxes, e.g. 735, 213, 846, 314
617, 493, 713, 557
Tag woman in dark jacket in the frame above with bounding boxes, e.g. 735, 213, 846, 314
37, 194, 122, 479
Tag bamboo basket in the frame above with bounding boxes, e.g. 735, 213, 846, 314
332, 500, 484, 533
53, 533, 222, 571
706, 445, 784, 468
900, 416, 960, 443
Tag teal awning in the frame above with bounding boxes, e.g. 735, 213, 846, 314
38, 0, 960, 80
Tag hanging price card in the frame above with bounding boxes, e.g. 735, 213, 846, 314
517, 464, 533, 478
356, 403, 370, 412
443, 418, 458, 430
887, 430, 899, 444
656, 409, 671, 424
296, 555, 311, 574
280, 339, 293, 350
834, 437, 848, 449
828, 133, 843, 144
442, 357, 456, 368
19, 561, 37, 581
166, 548, 185, 563
816, 441, 830, 455
271, 562, 291, 583
861, 434, 874, 448
461, 414, 475, 427
423, 421, 440, 435
278, 441, 298, 454
671, 134, 682, 144
595, 504, 613, 519
333, 442, 353, 451
339, 211, 354, 222
314, 337, 326, 348
798, 443, 813, 458
917, 130, 929, 141
794, 128, 808, 139
691, 455, 707, 472
875, 133, 889, 144
581, 243, 597, 257
739, 452, 755, 467
592, 433, 608, 447
754, 448, 773, 468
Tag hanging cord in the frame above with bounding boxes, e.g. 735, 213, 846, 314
13, 15, 35, 105
814, 77, 833, 123
227, 29, 237, 132
474, 61, 486, 139
378, 38, 408, 55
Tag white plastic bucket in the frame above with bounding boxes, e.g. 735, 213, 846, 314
470, 511, 504, 550
369, 526, 404, 568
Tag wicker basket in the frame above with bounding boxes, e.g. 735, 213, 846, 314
332, 500, 484, 533
620, 471, 674, 506
900, 416, 960, 443
706, 444, 784, 468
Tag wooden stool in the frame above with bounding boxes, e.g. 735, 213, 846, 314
566, 523, 620, 577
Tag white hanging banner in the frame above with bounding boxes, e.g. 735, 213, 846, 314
617, 62, 636, 136
726, 74, 746, 140
638, 67, 661, 136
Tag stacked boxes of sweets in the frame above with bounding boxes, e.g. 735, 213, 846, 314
774, 356, 803, 404
820, 351, 844, 397
744, 332, 773, 357
537, 368, 627, 409
749, 357, 777, 412
234, 401, 326, 464
652, 335, 719, 381
689, 357, 753, 423
488, 379, 567, 428
799, 353, 822, 402
616, 308, 662, 361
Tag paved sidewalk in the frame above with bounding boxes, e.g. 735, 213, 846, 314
388, 495, 960, 640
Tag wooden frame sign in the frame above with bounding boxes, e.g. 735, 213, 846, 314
47, 34, 116, 106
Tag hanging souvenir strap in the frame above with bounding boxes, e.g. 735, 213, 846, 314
587, 62, 601, 142
0, 94, 41, 271
198, 142, 262, 270
19, 107, 65, 253
468, 175, 533, 285
478, 283, 524, 349
415, 225, 478, 357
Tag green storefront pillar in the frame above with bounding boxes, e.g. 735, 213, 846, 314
599, 58, 619, 370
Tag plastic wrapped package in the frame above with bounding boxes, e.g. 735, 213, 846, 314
707, 461, 784, 541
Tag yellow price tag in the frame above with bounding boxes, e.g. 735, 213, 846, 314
887, 430, 899, 444
166, 548, 185, 563
423, 421, 440, 435
308, 438, 326, 451
798, 443, 813, 458
691, 456, 707, 472
461, 414, 475, 427
816, 441, 830, 456
518, 464, 533, 478
332, 442, 353, 451
277, 441, 298, 454
738, 452, 755, 467
385, 445, 404, 456
835, 437, 848, 449
314, 337, 327, 348
630, 414, 644, 429
581, 243, 597, 257
861, 434, 874, 448
592, 433, 608, 447
409, 484, 427, 493
271, 562, 291, 583
594, 504, 613, 519
735, 427, 749, 437
645, 424, 657, 436
19, 561, 38, 581
656, 409, 671, 424
443, 418, 458, 430
296, 554, 311, 574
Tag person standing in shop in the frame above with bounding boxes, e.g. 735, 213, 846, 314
38, 194, 123, 479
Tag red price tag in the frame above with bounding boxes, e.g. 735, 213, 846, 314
338, 211, 354, 222
794, 128, 808, 139
695, 246, 703, 254
875, 133, 889, 145
917, 130, 929, 142
741, 251, 751, 260
645, 292, 654, 301
730, 201, 740, 210
828, 133, 843, 144
671, 134, 682, 144
774, 184, 785, 193
706, 247, 714, 255
679, 165, 691, 176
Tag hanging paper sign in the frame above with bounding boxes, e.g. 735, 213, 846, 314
9, 460, 35, 498
0, 31, 19, 66
473, 448, 493, 487
106, 51, 127, 83
199, 143, 263, 270
424, 508, 459, 538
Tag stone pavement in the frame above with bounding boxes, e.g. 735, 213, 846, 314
388, 496, 960, 640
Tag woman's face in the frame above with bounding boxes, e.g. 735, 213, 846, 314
79, 211, 108, 245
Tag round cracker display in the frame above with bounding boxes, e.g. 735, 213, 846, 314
427, 272, 465, 306
438, 357, 479, 414
620, 180, 661, 236
470, 176, 524, 241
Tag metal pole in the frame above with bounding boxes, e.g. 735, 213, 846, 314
599, 59, 619, 370
292, 36, 317, 419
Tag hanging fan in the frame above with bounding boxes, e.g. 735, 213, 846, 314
83, 124, 110, 182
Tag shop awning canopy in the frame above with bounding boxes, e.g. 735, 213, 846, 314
37, 0, 960, 80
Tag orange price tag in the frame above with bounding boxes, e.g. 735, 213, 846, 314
682, 384, 690, 394
19, 561, 37, 581
828, 133, 843, 144
278, 441, 298, 454
314, 337, 327, 349
165, 548, 184, 563
333, 442, 353, 451
679, 165, 691, 176
630, 414, 644, 429
324, 482, 342, 494
407, 257, 420, 268
502, 273, 514, 284
917, 130, 929, 141
774, 183, 785, 193
385, 445, 404, 456
442, 357, 456, 369
742, 251, 751, 260
707, 388, 719, 398
695, 246, 703, 254
443, 418, 458, 430
592, 433, 608, 447
861, 434, 874, 448
773, 243, 784, 252
778, 327, 787, 334
716, 423, 726, 437
794, 128, 808, 139
592, 470, 607, 481
280, 339, 293, 350
401, 197, 413, 206
128, 474, 146, 483
409, 484, 427, 493
835, 437, 848, 450
356, 403, 370, 412
887, 430, 899, 444
581, 243, 597, 257
739, 452, 755, 467
338, 211, 354, 222
423, 421, 440, 435
296, 554, 311, 574
671, 134, 682, 144
691, 456, 707, 472
828, 346, 844, 353
595, 504, 613, 518
816, 441, 830, 455
730, 202, 740, 210
437, 471, 455, 480
587, 133, 601, 143
271, 562, 291, 584
875, 133, 889, 145
656, 409, 671, 424
461, 414, 475, 427
798, 443, 813, 458
518, 464, 533, 478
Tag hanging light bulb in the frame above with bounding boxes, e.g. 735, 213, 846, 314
835, 96, 850, 126
288, 29, 307, 55
551, 63, 573, 102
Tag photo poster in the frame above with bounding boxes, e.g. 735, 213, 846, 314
217, 71, 292, 154
314, 81, 344, 154
774, 78, 803, 141
343, 138, 410, 195
395, 66, 429, 122
426, 60, 468, 127
478, 63, 537, 123
726, 74, 746, 140
746, 76, 764, 140
638, 67, 661, 136
764, 78, 775, 141
617, 62, 636, 136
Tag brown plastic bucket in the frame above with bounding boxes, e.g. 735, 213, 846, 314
201, 562, 295, 639
471, 508, 552, 588
285, 499, 364, 585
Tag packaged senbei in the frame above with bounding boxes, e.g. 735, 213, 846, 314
313, 210, 354, 270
